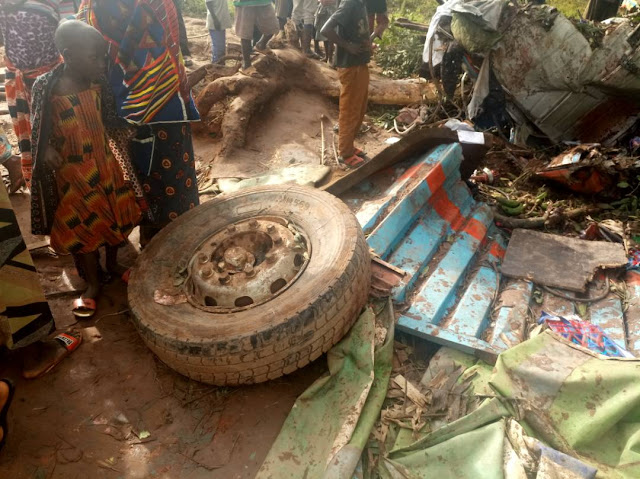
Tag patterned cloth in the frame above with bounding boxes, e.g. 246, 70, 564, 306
78, 0, 199, 125
131, 124, 199, 223
539, 312, 634, 358
628, 249, 640, 271
0, 2, 63, 186
78, 0, 200, 225
0, 128, 12, 164
0, 180, 54, 350
30, 64, 146, 236
48, 85, 141, 254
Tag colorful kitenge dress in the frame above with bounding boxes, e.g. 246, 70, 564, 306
78, 0, 200, 226
0, 0, 64, 186
30, 65, 148, 239
0, 179, 54, 350
48, 85, 141, 254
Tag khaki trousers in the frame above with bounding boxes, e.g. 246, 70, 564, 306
337, 64, 369, 158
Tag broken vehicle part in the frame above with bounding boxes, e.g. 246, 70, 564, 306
340, 142, 639, 359
501, 229, 627, 293
128, 186, 370, 386
322, 127, 493, 196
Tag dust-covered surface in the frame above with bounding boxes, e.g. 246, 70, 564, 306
0, 193, 325, 478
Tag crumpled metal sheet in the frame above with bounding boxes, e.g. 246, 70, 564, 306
490, 7, 640, 145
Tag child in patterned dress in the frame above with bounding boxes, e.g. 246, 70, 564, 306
36, 21, 141, 318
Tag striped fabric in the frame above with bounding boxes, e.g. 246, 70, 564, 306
48, 86, 141, 254
78, 0, 199, 125
5, 58, 61, 187
0, 180, 54, 350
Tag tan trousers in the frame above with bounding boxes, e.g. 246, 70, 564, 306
338, 64, 369, 158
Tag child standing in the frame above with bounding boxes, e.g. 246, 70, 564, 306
314, 0, 337, 64
30, 21, 142, 318
321, 0, 371, 168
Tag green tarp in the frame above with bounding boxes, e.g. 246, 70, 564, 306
256, 301, 395, 479
259, 323, 640, 478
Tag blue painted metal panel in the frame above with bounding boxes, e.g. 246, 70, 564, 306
588, 277, 626, 349
366, 144, 463, 258
625, 271, 640, 355
342, 143, 636, 359
491, 279, 533, 350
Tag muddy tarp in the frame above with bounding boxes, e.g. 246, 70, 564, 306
384, 331, 640, 478
256, 301, 394, 479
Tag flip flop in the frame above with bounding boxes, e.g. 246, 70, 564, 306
24, 331, 83, 380
341, 154, 366, 169
354, 147, 367, 157
0, 379, 15, 453
72, 297, 97, 318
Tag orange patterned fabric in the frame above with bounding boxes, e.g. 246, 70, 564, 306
4, 58, 61, 187
49, 85, 141, 254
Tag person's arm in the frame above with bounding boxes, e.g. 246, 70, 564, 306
321, 17, 367, 54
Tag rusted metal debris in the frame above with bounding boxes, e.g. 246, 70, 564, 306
501, 229, 628, 293
182, 216, 310, 311
424, 1, 640, 146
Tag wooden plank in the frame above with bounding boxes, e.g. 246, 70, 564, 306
322, 127, 492, 197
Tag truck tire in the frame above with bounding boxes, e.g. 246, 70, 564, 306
128, 185, 371, 386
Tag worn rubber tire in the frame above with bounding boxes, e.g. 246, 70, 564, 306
128, 185, 371, 386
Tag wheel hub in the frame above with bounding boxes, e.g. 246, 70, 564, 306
183, 216, 311, 312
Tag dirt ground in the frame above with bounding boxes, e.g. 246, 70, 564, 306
0, 17, 398, 479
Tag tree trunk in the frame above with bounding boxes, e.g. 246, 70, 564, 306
194, 48, 437, 161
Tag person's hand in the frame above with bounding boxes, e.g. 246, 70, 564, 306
44, 145, 64, 170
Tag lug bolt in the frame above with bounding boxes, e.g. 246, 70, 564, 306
227, 225, 236, 233
266, 253, 277, 264
274, 237, 283, 245
249, 219, 258, 229
267, 225, 276, 233
200, 265, 214, 278
243, 264, 255, 277
219, 273, 230, 284
198, 253, 209, 264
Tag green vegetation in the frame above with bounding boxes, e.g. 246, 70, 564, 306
182, 0, 591, 78
375, 0, 590, 78
183, 0, 208, 17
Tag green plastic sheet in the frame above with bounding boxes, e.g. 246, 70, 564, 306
256, 301, 395, 479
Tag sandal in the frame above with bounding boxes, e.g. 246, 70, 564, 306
24, 331, 82, 380
72, 297, 97, 318
354, 147, 367, 157
0, 379, 15, 453
341, 154, 366, 169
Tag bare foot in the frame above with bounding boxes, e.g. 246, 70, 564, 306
22, 332, 81, 379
